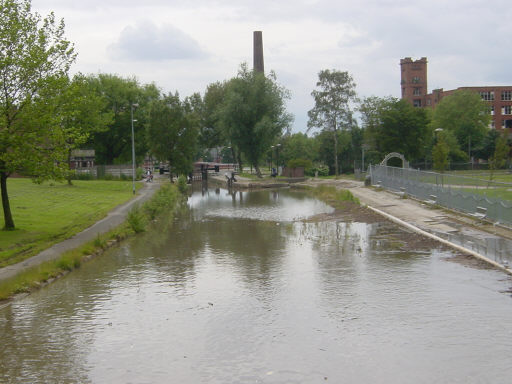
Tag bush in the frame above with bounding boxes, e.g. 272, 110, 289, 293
74, 172, 94, 180
311, 185, 360, 205
127, 204, 146, 233
177, 175, 188, 194
136, 167, 144, 180
311, 164, 329, 177
143, 184, 180, 220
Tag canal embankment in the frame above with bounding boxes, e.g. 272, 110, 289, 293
299, 177, 512, 275
0, 175, 183, 301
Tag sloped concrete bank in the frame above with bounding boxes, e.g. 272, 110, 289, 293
295, 178, 512, 275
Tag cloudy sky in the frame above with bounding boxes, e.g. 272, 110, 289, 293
32, 0, 512, 133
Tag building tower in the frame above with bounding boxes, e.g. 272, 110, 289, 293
253, 31, 264, 73
400, 57, 428, 107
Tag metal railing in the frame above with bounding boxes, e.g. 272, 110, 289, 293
370, 165, 512, 226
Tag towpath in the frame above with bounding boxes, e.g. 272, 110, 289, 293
0, 177, 164, 282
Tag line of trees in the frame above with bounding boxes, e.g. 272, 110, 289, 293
2, 0, 509, 231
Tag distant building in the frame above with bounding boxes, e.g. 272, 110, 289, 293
400, 57, 512, 130
69, 149, 95, 169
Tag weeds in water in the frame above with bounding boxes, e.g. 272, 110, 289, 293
144, 184, 181, 220
177, 175, 188, 194
127, 205, 146, 233
308, 185, 360, 207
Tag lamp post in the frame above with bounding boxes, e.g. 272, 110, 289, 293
276, 144, 281, 176
270, 145, 274, 171
362, 144, 369, 173
131, 103, 139, 195
434, 127, 443, 143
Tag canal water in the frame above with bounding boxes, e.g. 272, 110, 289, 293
1, 187, 512, 383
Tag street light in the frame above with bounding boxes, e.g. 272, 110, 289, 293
362, 144, 369, 173
434, 127, 443, 145
276, 144, 281, 176
270, 145, 274, 171
131, 103, 139, 195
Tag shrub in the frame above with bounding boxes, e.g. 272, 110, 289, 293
177, 175, 188, 194
136, 167, 144, 180
127, 205, 146, 233
143, 184, 180, 220
311, 164, 329, 177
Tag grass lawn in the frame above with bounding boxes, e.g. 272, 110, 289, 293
461, 187, 512, 201
0, 178, 142, 267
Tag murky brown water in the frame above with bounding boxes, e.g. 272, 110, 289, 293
1, 187, 512, 383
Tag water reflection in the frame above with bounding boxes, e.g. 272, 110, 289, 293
1, 188, 512, 383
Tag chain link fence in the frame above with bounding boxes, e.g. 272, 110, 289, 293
370, 165, 512, 226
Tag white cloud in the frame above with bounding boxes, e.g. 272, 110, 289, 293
108, 21, 208, 62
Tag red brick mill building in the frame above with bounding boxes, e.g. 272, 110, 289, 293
400, 57, 512, 130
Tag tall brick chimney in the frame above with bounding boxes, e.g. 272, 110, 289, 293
253, 31, 264, 73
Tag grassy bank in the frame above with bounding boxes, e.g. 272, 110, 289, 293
0, 179, 143, 267
306, 184, 360, 208
0, 183, 184, 301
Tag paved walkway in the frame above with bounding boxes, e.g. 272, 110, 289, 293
0, 177, 164, 282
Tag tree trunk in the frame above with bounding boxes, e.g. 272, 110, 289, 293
1, 171, 15, 230
333, 128, 339, 177
67, 149, 73, 185
237, 152, 243, 175
254, 164, 262, 178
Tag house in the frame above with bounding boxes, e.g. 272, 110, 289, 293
69, 149, 95, 169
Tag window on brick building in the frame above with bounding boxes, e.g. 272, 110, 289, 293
502, 91, 512, 101
502, 105, 512, 115
489, 106, 495, 115
413, 87, 421, 96
412, 77, 420, 83
490, 120, 495, 129
413, 99, 422, 107
479, 91, 495, 101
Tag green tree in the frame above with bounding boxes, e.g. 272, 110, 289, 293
307, 69, 358, 176
430, 90, 490, 157
58, 75, 113, 184
319, 129, 354, 174
433, 132, 449, 172
147, 93, 198, 181
220, 64, 292, 177
372, 99, 430, 163
85, 74, 159, 164
0, 0, 76, 230
488, 133, 509, 183
200, 81, 229, 150
280, 133, 317, 166
359, 95, 395, 151
475, 129, 501, 161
